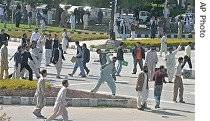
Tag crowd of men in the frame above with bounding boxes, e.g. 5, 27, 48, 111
0, 26, 193, 119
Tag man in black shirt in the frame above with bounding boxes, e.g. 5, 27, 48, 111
20, 45, 34, 80
0, 29, 10, 48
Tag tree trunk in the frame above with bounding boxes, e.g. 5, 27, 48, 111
55, 1, 60, 25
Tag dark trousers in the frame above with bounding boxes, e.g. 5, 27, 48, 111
16, 20, 20, 27
133, 59, 143, 73
181, 55, 192, 69
20, 63, 33, 80
83, 61, 90, 73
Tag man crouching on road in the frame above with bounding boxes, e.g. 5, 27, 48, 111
136, 65, 149, 111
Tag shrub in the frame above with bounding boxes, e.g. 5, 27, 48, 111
8, 31, 109, 41
0, 79, 52, 90
123, 39, 195, 48
90, 39, 195, 50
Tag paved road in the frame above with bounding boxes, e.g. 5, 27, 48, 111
1, 105, 194, 121
5, 41, 195, 121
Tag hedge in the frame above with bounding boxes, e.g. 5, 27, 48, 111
123, 39, 195, 49
0, 79, 52, 90
90, 39, 195, 50
7, 31, 109, 41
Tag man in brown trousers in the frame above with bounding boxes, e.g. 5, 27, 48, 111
136, 65, 149, 111
173, 57, 185, 103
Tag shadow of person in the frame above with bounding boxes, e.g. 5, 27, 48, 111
144, 108, 186, 117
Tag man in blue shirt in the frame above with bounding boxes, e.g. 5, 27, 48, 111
36, 10, 42, 28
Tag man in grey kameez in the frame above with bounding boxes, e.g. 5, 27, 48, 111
91, 54, 117, 95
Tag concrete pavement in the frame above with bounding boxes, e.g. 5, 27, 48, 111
1, 105, 194, 121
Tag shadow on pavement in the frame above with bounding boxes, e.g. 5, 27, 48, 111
120, 75, 137, 79
53, 119, 73, 121
68, 78, 86, 82
144, 109, 186, 117
115, 81, 129, 84
183, 83, 195, 86
161, 108, 195, 114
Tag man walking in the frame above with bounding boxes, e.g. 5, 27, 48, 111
10, 46, 22, 79
70, 12, 76, 31
52, 44, 65, 79
33, 69, 47, 118
120, 20, 127, 40
145, 46, 158, 81
160, 33, 167, 57
153, 65, 167, 108
61, 29, 69, 54
28, 11, 32, 28
30, 41, 41, 79
47, 8, 53, 25
15, 9, 21, 28
82, 43, 90, 75
131, 22, 136, 40
0, 41, 9, 79
83, 11, 89, 30
69, 41, 86, 77
20, 45, 34, 81
91, 54, 116, 95
116, 42, 124, 76
46, 80, 69, 121
136, 65, 149, 111
132, 42, 145, 74
177, 19, 183, 39
181, 42, 192, 69
173, 57, 185, 103
45, 34, 53, 66
36, 10, 42, 28
164, 44, 181, 83
98, 9, 103, 25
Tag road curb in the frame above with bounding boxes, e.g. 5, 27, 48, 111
0, 96, 137, 108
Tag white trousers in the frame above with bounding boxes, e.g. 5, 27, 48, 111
131, 31, 136, 40
12, 64, 21, 79
137, 91, 148, 108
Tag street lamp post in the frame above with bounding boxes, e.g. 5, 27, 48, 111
110, 0, 115, 40
11, 0, 15, 29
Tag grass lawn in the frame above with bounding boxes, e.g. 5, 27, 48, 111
0, 23, 74, 32
0, 23, 110, 33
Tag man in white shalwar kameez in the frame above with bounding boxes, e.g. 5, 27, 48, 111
47, 9, 53, 25
145, 46, 158, 81
46, 80, 69, 121
37, 34, 46, 72
33, 69, 47, 117
53, 44, 65, 79
83, 12, 89, 30
70, 12, 76, 31
136, 65, 149, 110
62, 29, 69, 54
113, 24, 119, 39
164, 44, 181, 83
91, 54, 116, 95
160, 33, 167, 57
29, 41, 41, 79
